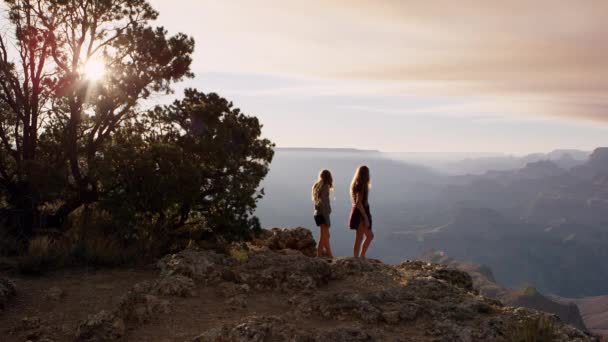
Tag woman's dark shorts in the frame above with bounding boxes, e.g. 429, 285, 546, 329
349, 205, 372, 230
314, 213, 326, 226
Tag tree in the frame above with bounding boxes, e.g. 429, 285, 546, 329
0, 0, 194, 241
95, 90, 274, 248
0, 1, 275, 253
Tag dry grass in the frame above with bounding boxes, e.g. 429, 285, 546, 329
17, 233, 138, 274
17, 236, 67, 274
508, 316, 559, 342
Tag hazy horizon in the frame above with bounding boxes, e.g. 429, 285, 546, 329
274, 146, 594, 156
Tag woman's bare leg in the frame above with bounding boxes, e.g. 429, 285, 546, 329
321, 225, 333, 257
317, 227, 325, 257
354, 224, 365, 257
360, 227, 374, 258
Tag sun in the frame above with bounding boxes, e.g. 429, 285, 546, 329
82, 59, 106, 81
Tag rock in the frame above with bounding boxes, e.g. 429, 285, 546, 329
192, 315, 375, 342
21, 316, 43, 330
151, 275, 196, 297
116, 292, 170, 324
316, 327, 374, 342
131, 280, 154, 294
193, 315, 299, 341
8, 316, 58, 341
217, 282, 250, 298
235, 250, 331, 292
158, 249, 233, 284
330, 257, 396, 280
0, 277, 16, 309
381, 310, 400, 324
74, 228, 600, 342
431, 268, 474, 291
295, 291, 383, 323
251, 227, 317, 257
398, 303, 422, 321
76, 310, 125, 342
396, 261, 474, 292
43, 286, 65, 302
225, 295, 248, 309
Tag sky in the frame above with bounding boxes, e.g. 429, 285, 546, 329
148, 0, 608, 154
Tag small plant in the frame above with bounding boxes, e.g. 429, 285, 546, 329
228, 244, 250, 262
508, 315, 559, 342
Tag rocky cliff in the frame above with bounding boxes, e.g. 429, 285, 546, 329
421, 250, 588, 331
0, 228, 599, 341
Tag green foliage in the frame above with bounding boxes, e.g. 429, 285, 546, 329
508, 316, 559, 342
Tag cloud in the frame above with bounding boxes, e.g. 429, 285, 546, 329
149, 0, 608, 122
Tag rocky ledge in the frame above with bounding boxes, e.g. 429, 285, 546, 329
2, 227, 600, 341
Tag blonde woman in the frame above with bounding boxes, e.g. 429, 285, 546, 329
349, 165, 374, 258
312, 169, 334, 258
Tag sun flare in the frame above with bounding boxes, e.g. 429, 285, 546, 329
82, 59, 106, 81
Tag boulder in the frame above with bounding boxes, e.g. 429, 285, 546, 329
158, 249, 233, 284
251, 227, 317, 257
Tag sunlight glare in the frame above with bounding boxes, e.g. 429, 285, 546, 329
83, 59, 106, 81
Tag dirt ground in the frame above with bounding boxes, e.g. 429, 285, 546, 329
0, 268, 156, 341
0, 264, 431, 342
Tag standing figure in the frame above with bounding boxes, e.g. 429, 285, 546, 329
349, 165, 373, 258
312, 169, 334, 258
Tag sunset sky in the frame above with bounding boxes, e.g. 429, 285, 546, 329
149, 0, 608, 154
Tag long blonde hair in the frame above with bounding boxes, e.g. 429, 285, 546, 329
312, 169, 333, 204
350, 165, 370, 204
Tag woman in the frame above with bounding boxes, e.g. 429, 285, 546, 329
349, 165, 374, 258
312, 169, 334, 257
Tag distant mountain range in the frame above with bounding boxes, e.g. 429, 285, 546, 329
386, 149, 590, 175
277, 147, 381, 153
387, 147, 608, 297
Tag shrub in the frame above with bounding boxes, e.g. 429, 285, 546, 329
228, 243, 250, 263
16, 236, 68, 274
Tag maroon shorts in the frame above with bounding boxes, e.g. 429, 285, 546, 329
349, 205, 372, 230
